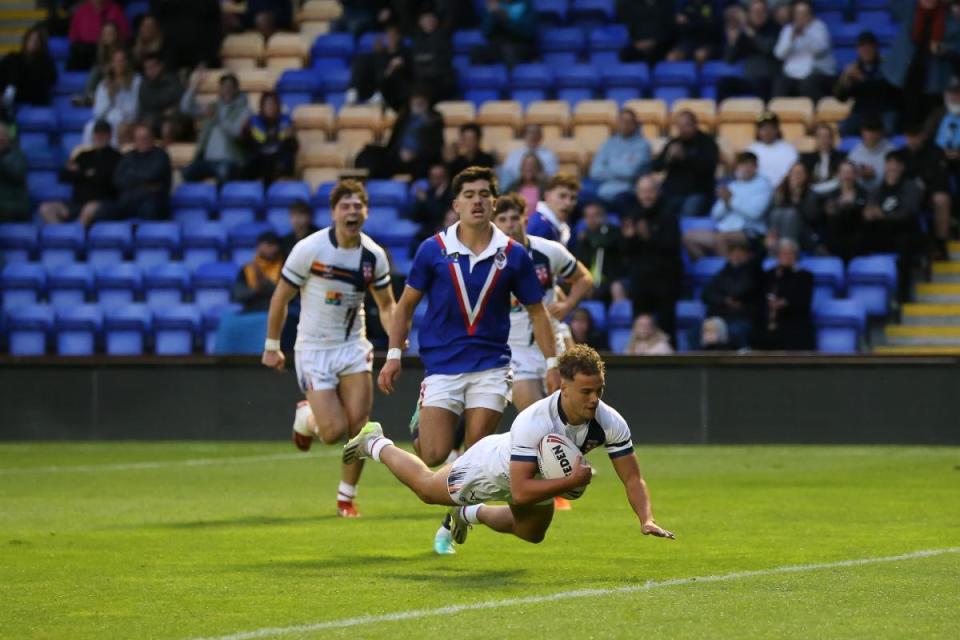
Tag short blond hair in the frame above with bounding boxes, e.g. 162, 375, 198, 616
557, 344, 605, 380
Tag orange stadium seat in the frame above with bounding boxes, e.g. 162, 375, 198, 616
221, 33, 264, 64
435, 101, 477, 127
299, 0, 343, 22
671, 99, 717, 132
266, 33, 308, 62
719, 97, 764, 123
816, 97, 852, 125
336, 104, 383, 132
525, 101, 571, 140
293, 104, 335, 133
623, 99, 667, 138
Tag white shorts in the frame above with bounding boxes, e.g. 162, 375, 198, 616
419, 366, 513, 416
295, 340, 373, 392
510, 334, 567, 382
446, 434, 512, 505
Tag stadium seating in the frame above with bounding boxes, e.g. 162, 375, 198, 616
0, 224, 38, 262
847, 255, 898, 317
675, 300, 706, 352
813, 299, 866, 354
7, 305, 55, 355
39, 224, 85, 266
88, 223, 133, 267
182, 223, 227, 269
193, 262, 240, 309
104, 304, 151, 355
95, 262, 142, 309
153, 304, 201, 355
48, 262, 93, 307
1, 263, 45, 310
134, 222, 181, 268
55, 304, 102, 356
144, 263, 191, 306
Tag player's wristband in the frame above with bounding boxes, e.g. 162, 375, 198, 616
545, 357, 559, 370
386, 348, 403, 361
263, 338, 281, 352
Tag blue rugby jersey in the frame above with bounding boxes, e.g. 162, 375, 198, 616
526, 201, 570, 245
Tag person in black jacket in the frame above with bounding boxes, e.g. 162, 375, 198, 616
755, 238, 815, 351
138, 53, 183, 135
0, 26, 58, 111
280, 199, 319, 257
97, 122, 171, 221
834, 31, 900, 137
446, 123, 496, 178
406, 9, 457, 103
717, 0, 779, 101
409, 162, 453, 255
800, 123, 846, 195
40, 120, 122, 225
345, 21, 411, 108
620, 176, 683, 340
651, 110, 719, 217
700, 236, 762, 349
573, 200, 623, 303
617, 0, 676, 64
355, 88, 444, 179
903, 122, 953, 260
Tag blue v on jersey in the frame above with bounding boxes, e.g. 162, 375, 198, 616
407, 222, 544, 375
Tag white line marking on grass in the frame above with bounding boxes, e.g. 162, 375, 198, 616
192, 547, 960, 640
0, 451, 339, 475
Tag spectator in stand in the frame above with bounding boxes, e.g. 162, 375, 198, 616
0, 26, 57, 109
847, 115, 895, 190
700, 316, 732, 351
244, 91, 298, 185
801, 122, 845, 195
821, 160, 868, 261
903, 122, 953, 259
39, 120, 121, 225
668, 0, 723, 65
334, 0, 392, 36
281, 199, 319, 257
181, 71, 251, 184
376, 87, 444, 179
406, 9, 457, 104
884, 0, 960, 128
410, 162, 453, 253
767, 162, 822, 253
505, 153, 547, 215
617, 0, 676, 64
569, 307, 608, 351
573, 201, 623, 302
700, 236, 763, 349
652, 110, 719, 218
719, 0, 779, 102
527, 173, 579, 245
245, 0, 294, 34
234, 231, 283, 312
748, 111, 798, 189
625, 314, 674, 355
95, 123, 171, 222
153, 0, 223, 70
79, 22, 124, 106
345, 22, 410, 108
472, 0, 537, 67
446, 123, 496, 178
756, 238, 815, 351
131, 15, 167, 70
84, 49, 141, 147
859, 151, 925, 300
138, 53, 182, 135
621, 176, 683, 340
834, 31, 900, 137
685, 151, 772, 259
0, 123, 28, 222
500, 124, 558, 188
67, 0, 131, 71
588, 109, 651, 208
772, 0, 836, 101
925, 77, 960, 197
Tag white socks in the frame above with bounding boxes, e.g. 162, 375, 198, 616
336, 481, 356, 503
463, 504, 482, 525
369, 436, 393, 462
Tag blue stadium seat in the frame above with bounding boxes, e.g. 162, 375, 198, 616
578, 300, 607, 332
201, 303, 241, 354
193, 262, 240, 309
227, 222, 276, 265
56, 106, 91, 133
55, 304, 102, 355
653, 86, 690, 106
0, 223, 38, 262
838, 135, 859, 153
310, 56, 348, 72
608, 328, 631, 353
362, 207, 402, 240
16, 106, 58, 133
680, 217, 716, 236
847, 254, 897, 317
134, 222, 181, 268
799, 256, 845, 304
542, 51, 578, 67
153, 304, 201, 355
356, 31, 384, 53
555, 64, 601, 91
144, 263, 191, 306
675, 300, 706, 352
95, 262, 142, 309
855, 10, 895, 33
7, 304, 54, 355
19, 132, 49, 151
1, 263, 46, 310
813, 0, 850, 11
533, 0, 568, 25
87, 222, 133, 266
104, 304, 151, 355
589, 24, 628, 52
512, 89, 548, 108
171, 182, 218, 212
125, 0, 149, 23
687, 257, 726, 296
813, 298, 865, 353
391, 253, 413, 276
653, 62, 697, 88
700, 61, 744, 87
60, 132, 84, 158
366, 180, 409, 208
853, 0, 887, 8
319, 68, 351, 94
460, 65, 509, 92
464, 89, 500, 108
173, 208, 211, 225
557, 88, 594, 105
279, 92, 313, 112
27, 172, 71, 206
266, 181, 311, 208
313, 181, 337, 208
369, 219, 418, 248
220, 181, 265, 210
608, 299, 633, 329
569, 0, 614, 22
600, 63, 650, 90
277, 69, 322, 95
182, 222, 226, 269
511, 63, 554, 91
266, 208, 293, 236
588, 50, 621, 67
311, 33, 355, 60
314, 208, 333, 229
832, 23, 873, 48
539, 27, 586, 55
48, 36, 69, 62
604, 87, 641, 105
39, 223, 85, 266
219, 207, 257, 228
452, 29, 485, 55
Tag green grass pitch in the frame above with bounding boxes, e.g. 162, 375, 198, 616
1, 442, 958, 639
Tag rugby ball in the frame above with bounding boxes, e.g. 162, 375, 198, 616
537, 433, 588, 500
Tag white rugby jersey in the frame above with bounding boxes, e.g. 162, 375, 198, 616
508, 235, 577, 349
490, 391, 634, 478
281, 227, 391, 350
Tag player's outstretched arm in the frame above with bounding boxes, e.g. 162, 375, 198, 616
548, 261, 594, 320
611, 452, 675, 540
509, 459, 592, 506
526, 302, 561, 392
378, 286, 423, 394
370, 283, 398, 336
261, 279, 299, 372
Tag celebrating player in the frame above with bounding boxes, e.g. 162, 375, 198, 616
348, 345, 674, 547
378, 166, 559, 553
262, 180, 397, 518
527, 173, 580, 245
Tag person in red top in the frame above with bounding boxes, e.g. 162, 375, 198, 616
67, 0, 131, 71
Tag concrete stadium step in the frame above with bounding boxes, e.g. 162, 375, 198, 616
0, 1, 37, 11
901, 303, 960, 325
915, 283, 960, 303
885, 325, 960, 346
873, 344, 960, 355
950, 241, 960, 261
931, 261, 960, 283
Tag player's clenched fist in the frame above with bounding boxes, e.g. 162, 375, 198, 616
378, 358, 401, 394
261, 350, 285, 372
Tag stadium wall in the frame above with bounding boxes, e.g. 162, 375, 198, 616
1, 356, 957, 444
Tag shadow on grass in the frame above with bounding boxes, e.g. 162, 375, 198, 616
115, 512, 440, 531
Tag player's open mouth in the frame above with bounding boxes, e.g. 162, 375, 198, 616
344, 218, 360, 229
